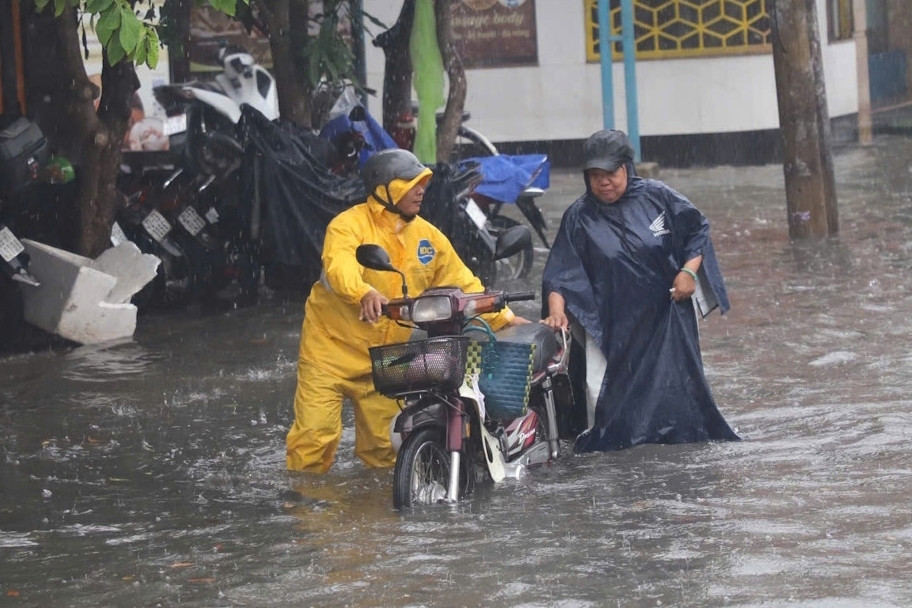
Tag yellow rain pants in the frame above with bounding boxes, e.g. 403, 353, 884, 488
286, 188, 515, 472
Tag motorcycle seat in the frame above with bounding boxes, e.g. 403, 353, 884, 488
493, 323, 559, 373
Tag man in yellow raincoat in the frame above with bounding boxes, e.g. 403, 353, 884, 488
286, 149, 526, 472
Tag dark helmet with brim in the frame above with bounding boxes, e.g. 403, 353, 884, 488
583, 129, 634, 172
362, 149, 429, 199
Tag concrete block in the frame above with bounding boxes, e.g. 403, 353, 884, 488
19, 240, 160, 345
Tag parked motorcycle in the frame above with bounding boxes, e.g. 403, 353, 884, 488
112, 172, 198, 309
356, 233, 574, 509
128, 44, 277, 308
1, 116, 48, 288
417, 106, 552, 283
0, 223, 39, 287
420, 161, 510, 288
154, 45, 279, 149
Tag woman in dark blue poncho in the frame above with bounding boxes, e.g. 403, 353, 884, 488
541, 129, 739, 453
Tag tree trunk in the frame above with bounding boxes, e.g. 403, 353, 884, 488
374, 0, 415, 134
53, 10, 136, 257
433, 0, 465, 162
256, 0, 311, 127
770, 0, 839, 239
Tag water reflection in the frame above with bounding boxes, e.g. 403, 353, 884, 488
2, 136, 912, 606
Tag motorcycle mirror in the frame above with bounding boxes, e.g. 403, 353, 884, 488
494, 225, 533, 261
356, 244, 395, 271
356, 244, 409, 297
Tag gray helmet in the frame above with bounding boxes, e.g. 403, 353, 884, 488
584, 129, 634, 172
361, 149, 428, 198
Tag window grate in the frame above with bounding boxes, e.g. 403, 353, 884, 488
585, 0, 772, 61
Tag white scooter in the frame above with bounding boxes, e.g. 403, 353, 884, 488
155, 46, 279, 141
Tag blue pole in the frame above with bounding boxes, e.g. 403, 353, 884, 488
620, 0, 641, 162
597, 0, 614, 129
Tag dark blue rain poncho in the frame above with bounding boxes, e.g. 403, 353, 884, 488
542, 165, 739, 453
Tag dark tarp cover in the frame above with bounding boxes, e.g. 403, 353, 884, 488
236, 107, 487, 280
541, 165, 739, 453
237, 106, 366, 270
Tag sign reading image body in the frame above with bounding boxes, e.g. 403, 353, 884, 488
452, 0, 538, 69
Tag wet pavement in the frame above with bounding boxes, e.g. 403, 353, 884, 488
2, 133, 912, 607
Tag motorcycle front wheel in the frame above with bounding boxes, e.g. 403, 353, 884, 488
392, 427, 475, 509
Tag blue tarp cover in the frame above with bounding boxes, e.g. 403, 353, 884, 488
460, 154, 550, 204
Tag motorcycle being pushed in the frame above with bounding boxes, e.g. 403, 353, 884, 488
355, 231, 574, 509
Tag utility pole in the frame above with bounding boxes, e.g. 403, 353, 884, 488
769, 0, 839, 239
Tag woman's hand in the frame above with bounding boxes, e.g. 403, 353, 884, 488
541, 292, 569, 330
671, 263, 700, 302
541, 311, 569, 330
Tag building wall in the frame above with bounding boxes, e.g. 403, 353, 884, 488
362, 0, 861, 164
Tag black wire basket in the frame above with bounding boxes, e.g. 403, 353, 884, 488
369, 336, 470, 397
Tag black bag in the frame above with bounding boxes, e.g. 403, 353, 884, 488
0, 117, 48, 197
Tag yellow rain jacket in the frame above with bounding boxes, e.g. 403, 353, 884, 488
298, 195, 515, 378
287, 176, 515, 472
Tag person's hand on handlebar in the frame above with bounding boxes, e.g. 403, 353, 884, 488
360, 289, 388, 323
541, 291, 569, 330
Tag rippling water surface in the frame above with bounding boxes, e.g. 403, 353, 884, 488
2, 136, 912, 607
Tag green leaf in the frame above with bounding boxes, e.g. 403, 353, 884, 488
106, 36, 126, 65
118, 7, 142, 53
53, 0, 68, 17
145, 29, 160, 69
208, 0, 237, 17
95, 6, 121, 46
132, 28, 148, 64
34, 0, 51, 13
85, 0, 114, 13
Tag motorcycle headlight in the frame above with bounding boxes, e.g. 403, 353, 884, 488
410, 295, 454, 323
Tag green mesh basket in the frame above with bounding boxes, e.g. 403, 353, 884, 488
465, 325, 536, 420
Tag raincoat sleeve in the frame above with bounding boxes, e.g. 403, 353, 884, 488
661, 184, 731, 314
431, 228, 516, 330
541, 199, 603, 343
320, 212, 377, 306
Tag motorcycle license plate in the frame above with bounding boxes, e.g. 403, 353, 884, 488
464, 198, 488, 231
0, 226, 26, 262
178, 206, 206, 236
142, 210, 172, 243
163, 114, 187, 136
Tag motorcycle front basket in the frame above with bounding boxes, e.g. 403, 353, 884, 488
369, 336, 470, 397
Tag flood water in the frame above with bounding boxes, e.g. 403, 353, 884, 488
2, 135, 912, 607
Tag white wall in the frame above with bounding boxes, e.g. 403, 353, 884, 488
363, 0, 860, 143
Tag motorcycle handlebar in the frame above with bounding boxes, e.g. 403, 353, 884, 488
505, 291, 536, 303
